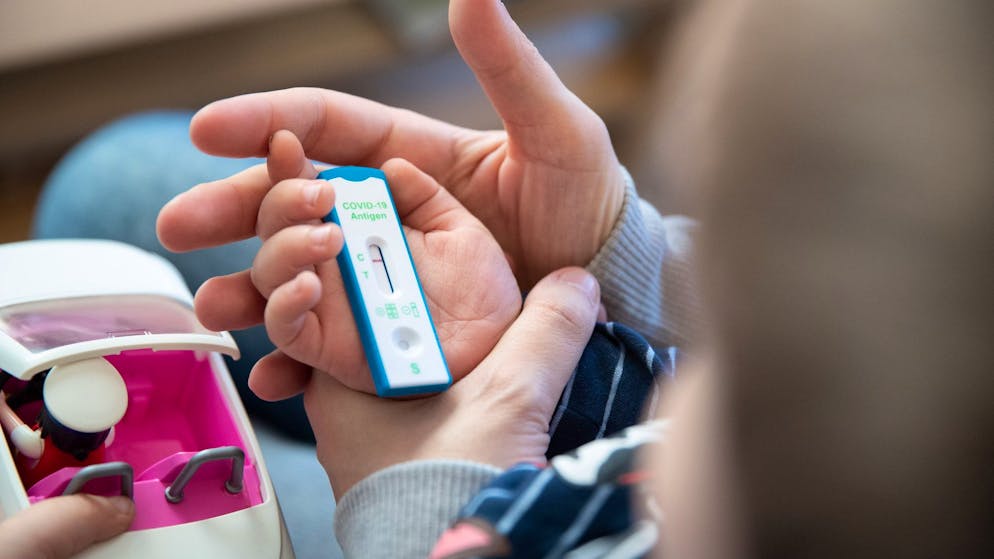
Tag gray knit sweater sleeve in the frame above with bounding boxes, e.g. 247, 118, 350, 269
333, 460, 501, 558
587, 169, 701, 348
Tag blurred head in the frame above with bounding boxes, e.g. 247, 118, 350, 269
651, 1, 993, 557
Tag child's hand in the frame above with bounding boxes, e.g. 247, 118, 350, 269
205, 131, 521, 397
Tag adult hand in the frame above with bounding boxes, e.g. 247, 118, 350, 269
0, 495, 134, 559
304, 267, 600, 498
221, 131, 520, 397
157, 0, 626, 289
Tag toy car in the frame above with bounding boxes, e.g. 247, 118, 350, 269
0, 239, 293, 558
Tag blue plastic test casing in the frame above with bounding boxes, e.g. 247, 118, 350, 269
319, 167, 451, 397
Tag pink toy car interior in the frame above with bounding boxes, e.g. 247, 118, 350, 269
0, 296, 262, 530
0, 240, 291, 558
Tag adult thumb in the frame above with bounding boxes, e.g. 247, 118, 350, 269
449, 0, 600, 146
0, 495, 134, 559
483, 267, 600, 408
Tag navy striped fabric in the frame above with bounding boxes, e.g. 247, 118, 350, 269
548, 322, 677, 458
431, 422, 669, 559
430, 323, 677, 559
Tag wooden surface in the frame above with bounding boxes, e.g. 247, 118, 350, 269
0, 169, 45, 243
0, 0, 333, 71
0, 2, 398, 169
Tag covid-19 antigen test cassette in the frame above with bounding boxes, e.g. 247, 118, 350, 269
318, 167, 451, 397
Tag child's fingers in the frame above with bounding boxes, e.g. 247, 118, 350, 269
268, 129, 318, 183
264, 271, 324, 356
194, 270, 267, 331
381, 158, 484, 232
157, 163, 273, 252
250, 223, 342, 298
256, 178, 335, 241
248, 349, 313, 401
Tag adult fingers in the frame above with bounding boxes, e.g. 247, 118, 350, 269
267, 129, 318, 184
190, 88, 469, 181
194, 270, 266, 332
256, 178, 335, 240
468, 267, 600, 413
250, 224, 342, 298
157, 132, 323, 252
449, 0, 604, 155
249, 349, 314, 402
0, 494, 133, 559
157, 163, 271, 252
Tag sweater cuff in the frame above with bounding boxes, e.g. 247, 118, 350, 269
587, 167, 643, 276
334, 460, 501, 558
586, 167, 700, 348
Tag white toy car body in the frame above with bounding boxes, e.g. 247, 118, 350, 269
0, 240, 292, 558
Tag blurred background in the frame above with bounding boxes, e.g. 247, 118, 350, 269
0, 0, 682, 244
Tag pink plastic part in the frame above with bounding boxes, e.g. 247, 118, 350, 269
429, 522, 499, 559
24, 350, 263, 530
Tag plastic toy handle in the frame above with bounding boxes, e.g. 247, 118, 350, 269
0, 393, 21, 430
62, 462, 135, 499
11, 424, 44, 459
164, 446, 245, 504
0, 391, 44, 459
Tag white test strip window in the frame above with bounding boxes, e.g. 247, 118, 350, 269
368, 241, 396, 295
319, 166, 451, 395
